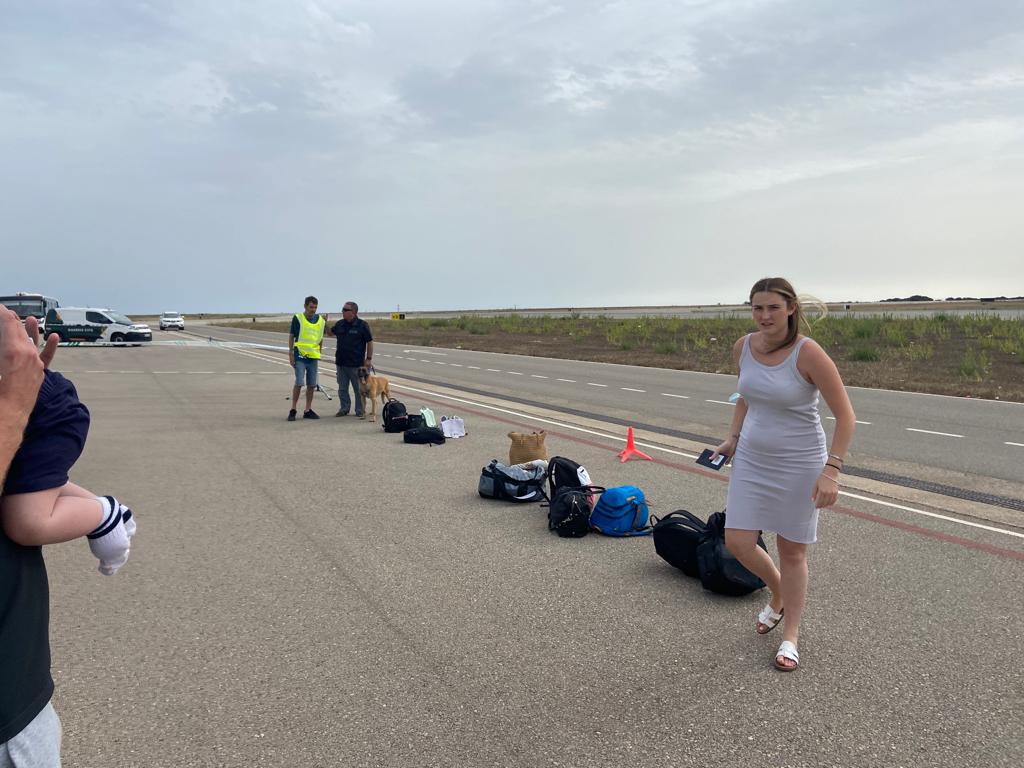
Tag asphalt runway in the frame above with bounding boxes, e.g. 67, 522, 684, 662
42, 343, 1023, 767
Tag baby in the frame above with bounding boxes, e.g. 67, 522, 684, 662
1, 368, 136, 574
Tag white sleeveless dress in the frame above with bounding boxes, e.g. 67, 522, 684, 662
725, 335, 827, 544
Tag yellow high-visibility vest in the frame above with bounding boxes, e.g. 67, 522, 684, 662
293, 313, 325, 359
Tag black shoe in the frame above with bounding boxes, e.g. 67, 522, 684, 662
303, 410, 320, 419
354, 412, 364, 418
287, 409, 297, 421
336, 409, 349, 417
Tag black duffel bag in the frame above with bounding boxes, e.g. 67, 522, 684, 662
695, 511, 766, 596
403, 426, 446, 445
651, 510, 707, 578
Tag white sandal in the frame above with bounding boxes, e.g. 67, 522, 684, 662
774, 640, 800, 671
756, 604, 784, 634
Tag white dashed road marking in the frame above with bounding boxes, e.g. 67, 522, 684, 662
468, 366, 480, 369
556, 378, 576, 383
486, 369, 501, 372
508, 371, 523, 375
827, 416, 873, 425
662, 393, 689, 399
531, 375, 548, 379
1004, 441, 1024, 447
587, 382, 607, 388
906, 428, 963, 438
706, 399, 735, 406
621, 387, 645, 393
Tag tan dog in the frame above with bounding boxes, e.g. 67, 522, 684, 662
357, 368, 391, 422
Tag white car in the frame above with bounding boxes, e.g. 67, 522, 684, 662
159, 312, 185, 331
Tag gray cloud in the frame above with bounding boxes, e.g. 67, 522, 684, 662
1, 0, 1022, 312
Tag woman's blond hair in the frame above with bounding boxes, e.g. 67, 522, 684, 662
749, 277, 826, 352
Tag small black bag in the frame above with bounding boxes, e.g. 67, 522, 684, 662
382, 399, 409, 432
696, 511, 767, 596
547, 485, 604, 538
406, 413, 425, 430
651, 510, 707, 577
403, 426, 446, 445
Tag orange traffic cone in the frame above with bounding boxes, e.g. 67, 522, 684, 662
618, 426, 653, 463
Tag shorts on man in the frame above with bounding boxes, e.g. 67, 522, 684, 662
293, 356, 318, 388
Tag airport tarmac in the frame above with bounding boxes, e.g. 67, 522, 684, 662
43, 343, 1023, 767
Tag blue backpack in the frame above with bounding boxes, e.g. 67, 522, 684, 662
589, 485, 652, 537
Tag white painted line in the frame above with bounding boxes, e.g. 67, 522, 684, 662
86, 370, 109, 373
117, 371, 143, 374
419, 359, 433, 363
508, 371, 523, 376
224, 371, 250, 375
1006, 441, 1024, 447
556, 378, 577, 383
259, 371, 286, 374
188, 371, 214, 374
531, 375, 549, 379
380, 354, 391, 357
153, 371, 180, 374
906, 428, 963, 438
826, 416, 873, 425
621, 387, 645, 392
706, 399, 735, 406
587, 382, 608, 388
449, 364, 463, 367
434, 361, 447, 365
839, 491, 1024, 540
468, 366, 481, 370
391, 380, 1024, 544
403, 349, 446, 356
662, 393, 690, 399
486, 369, 501, 372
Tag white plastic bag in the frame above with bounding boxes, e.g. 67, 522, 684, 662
419, 407, 437, 428
440, 415, 466, 438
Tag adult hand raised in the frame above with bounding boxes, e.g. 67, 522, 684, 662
0, 307, 52, 430
25, 314, 59, 369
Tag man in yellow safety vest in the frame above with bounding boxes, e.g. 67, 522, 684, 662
288, 296, 325, 421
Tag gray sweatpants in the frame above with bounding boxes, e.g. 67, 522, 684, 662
1, 701, 61, 768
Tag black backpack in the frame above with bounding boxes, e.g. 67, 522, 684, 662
545, 456, 592, 499
382, 399, 409, 432
403, 426, 445, 445
695, 511, 767, 596
478, 460, 547, 503
651, 510, 707, 577
547, 485, 604, 538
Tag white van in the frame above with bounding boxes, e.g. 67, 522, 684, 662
45, 307, 153, 344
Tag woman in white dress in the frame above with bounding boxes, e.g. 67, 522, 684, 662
711, 277, 856, 671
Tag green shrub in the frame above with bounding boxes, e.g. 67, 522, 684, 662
958, 348, 989, 379
850, 346, 881, 362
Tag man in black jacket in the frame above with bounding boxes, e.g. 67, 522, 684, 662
0, 308, 62, 766
328, 301, 374, 417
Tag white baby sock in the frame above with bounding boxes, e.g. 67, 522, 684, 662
87, 496, 132, 576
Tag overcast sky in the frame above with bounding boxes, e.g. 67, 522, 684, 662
2, 1, 1022, 314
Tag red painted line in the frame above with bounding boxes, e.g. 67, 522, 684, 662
414, 393, 1024, 562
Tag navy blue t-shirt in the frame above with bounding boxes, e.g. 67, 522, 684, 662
0, 529, 53, 741
331, 318, 373, 367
